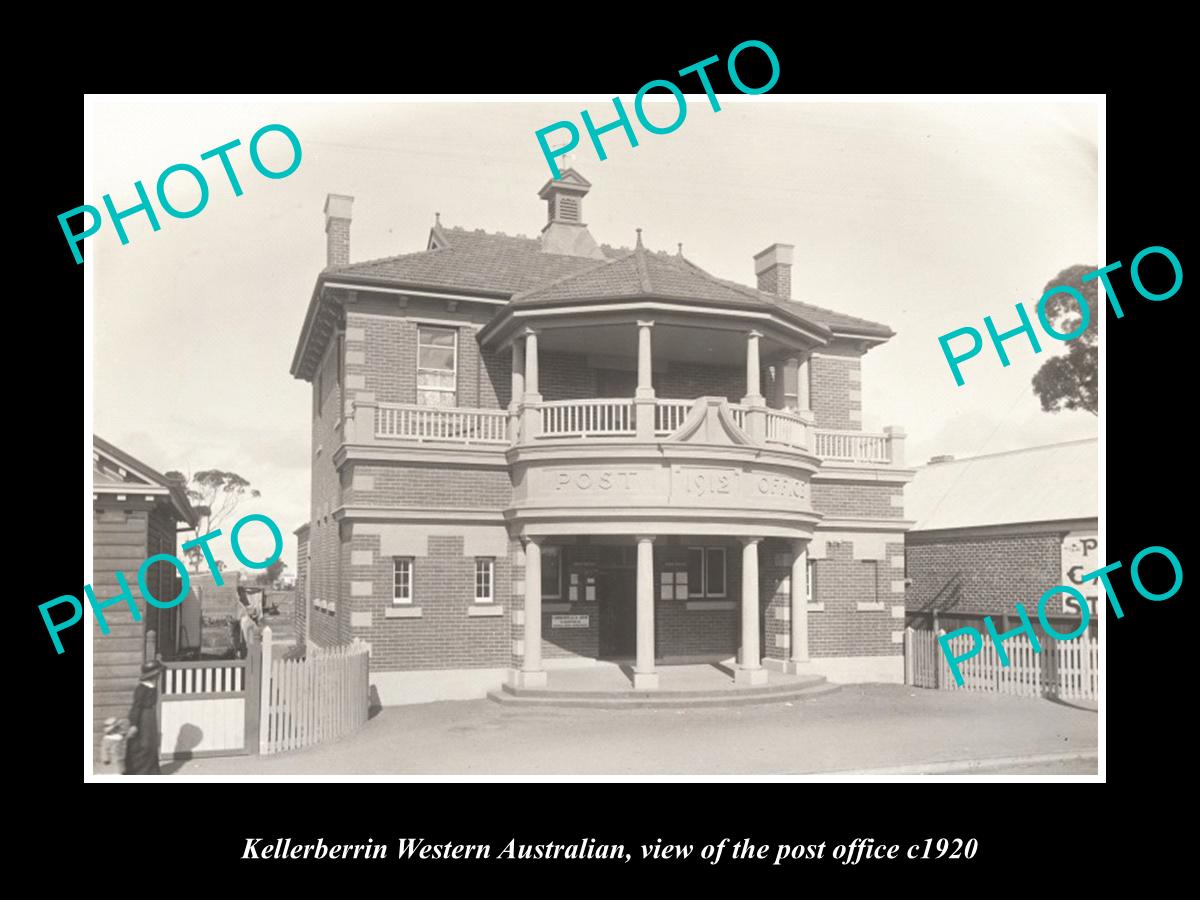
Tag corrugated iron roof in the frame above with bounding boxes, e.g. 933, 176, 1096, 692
905, 438, 1098, 532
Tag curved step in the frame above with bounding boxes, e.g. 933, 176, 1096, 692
500, 673, 827, 700
487, 680, 840, 710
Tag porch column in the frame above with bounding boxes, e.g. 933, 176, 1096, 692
634, 320, 656, 440
521, 328, 542, 440
633, 535, 658, 689
509, 338, 525, 444
516, 537, 547, 688
785, 539, 810, 673
736, 537, 767, 685
743, 331, 766, 440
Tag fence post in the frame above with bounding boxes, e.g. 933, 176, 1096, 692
245, 640, 261, 754
258, 625, 273, 754
935, 628, 945, 689
1081, 626, 1093, 700
904, 627, 914, 685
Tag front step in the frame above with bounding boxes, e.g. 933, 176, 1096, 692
487, 677, 840, 709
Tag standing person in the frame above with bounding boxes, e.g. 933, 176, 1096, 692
123, 660, 163, 775
239, 593, 261, 658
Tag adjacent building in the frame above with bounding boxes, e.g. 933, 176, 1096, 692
290, 170, 915, 704
92, 436, 199, 754
904, 438, 1099, 636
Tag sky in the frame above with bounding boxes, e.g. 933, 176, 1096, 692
88, 97, 1099, 570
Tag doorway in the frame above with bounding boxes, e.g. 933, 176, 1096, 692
598, 567, 637, 659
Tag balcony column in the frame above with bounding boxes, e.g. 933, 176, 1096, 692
521, 328, 542, 440
743, 330, 766, 440
633, 535, 658, 689
798, 352, 812, 415
784, 539, 811, 673
514, 537, 547, 688
884, 425, 906, 466
736, 537, 767, 685
508, 338, 525, 443
634, 320, 656, 440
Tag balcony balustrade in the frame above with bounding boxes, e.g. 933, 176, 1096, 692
357, 396, 902, 466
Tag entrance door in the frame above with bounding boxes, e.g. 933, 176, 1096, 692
598, 568, 637, 659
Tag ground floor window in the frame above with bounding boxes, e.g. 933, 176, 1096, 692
475, 557, 494, 603
686, 546, 727, 598
393, 558, 413, 604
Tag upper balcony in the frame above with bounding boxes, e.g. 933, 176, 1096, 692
344, 318, 904, 471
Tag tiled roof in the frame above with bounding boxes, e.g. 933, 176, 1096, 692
905, 438, 1098, 532
332, 226, 892, 337
327, 226, 624, 296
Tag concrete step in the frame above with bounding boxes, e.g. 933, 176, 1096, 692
487, 679, 840, 709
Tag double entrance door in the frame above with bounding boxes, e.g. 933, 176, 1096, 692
597, 565, 654, 660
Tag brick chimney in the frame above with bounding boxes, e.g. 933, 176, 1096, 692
754, 243, 794, 299
324, 194, 354, 268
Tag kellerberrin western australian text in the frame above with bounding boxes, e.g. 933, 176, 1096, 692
242, 838, 631, 862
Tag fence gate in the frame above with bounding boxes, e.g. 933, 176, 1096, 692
158, 645, 261, 760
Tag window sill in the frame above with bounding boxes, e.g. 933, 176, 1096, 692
468, 605, 503, 617
809, 603, 825, 612
385, 606, 423, 619
685, 600, 736, 611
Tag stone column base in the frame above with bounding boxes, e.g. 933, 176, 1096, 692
735, 666, 768, 686
632, 672, 660, 690
783, 659, 815, 675
511, 670, 548, 689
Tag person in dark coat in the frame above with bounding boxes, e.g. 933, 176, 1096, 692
123, 660, 163, 775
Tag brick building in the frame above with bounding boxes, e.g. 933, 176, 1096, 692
290, 171, 915, 704
904, 438, 1099, 636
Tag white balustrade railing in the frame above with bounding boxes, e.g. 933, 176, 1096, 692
375, 403, 508, 444
763, 409, 810, 450
727, 404, 748, 431
539, 398, 635, 438
814, 429, 891, 463
654, 399, 693, 436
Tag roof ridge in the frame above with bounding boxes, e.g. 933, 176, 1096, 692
633, 245, 654, 293
918, 437, 1099, 468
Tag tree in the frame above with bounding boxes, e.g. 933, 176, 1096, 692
1031, 265, 1098, 416
166, 469, 261, 573
256, 559, 287, 587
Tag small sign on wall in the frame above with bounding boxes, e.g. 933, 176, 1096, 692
551, 615, 590, 629
1061, 531, 1099, 614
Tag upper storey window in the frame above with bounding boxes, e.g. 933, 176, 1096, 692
417, 325, 458, 407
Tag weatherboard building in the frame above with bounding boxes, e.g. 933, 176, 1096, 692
290, 170, 914, 704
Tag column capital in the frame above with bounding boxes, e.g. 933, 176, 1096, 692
740, 536, 763, 547
522, 535, 544, 547
634, 534, 657, 544
746, 329, 764, 340
520, 326, 539, 339
792, 537, 811, 553
637, 319, 655, 329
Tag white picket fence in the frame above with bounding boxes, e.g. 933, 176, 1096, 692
905, 626, 1097, 700
259, 626, 372, 755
